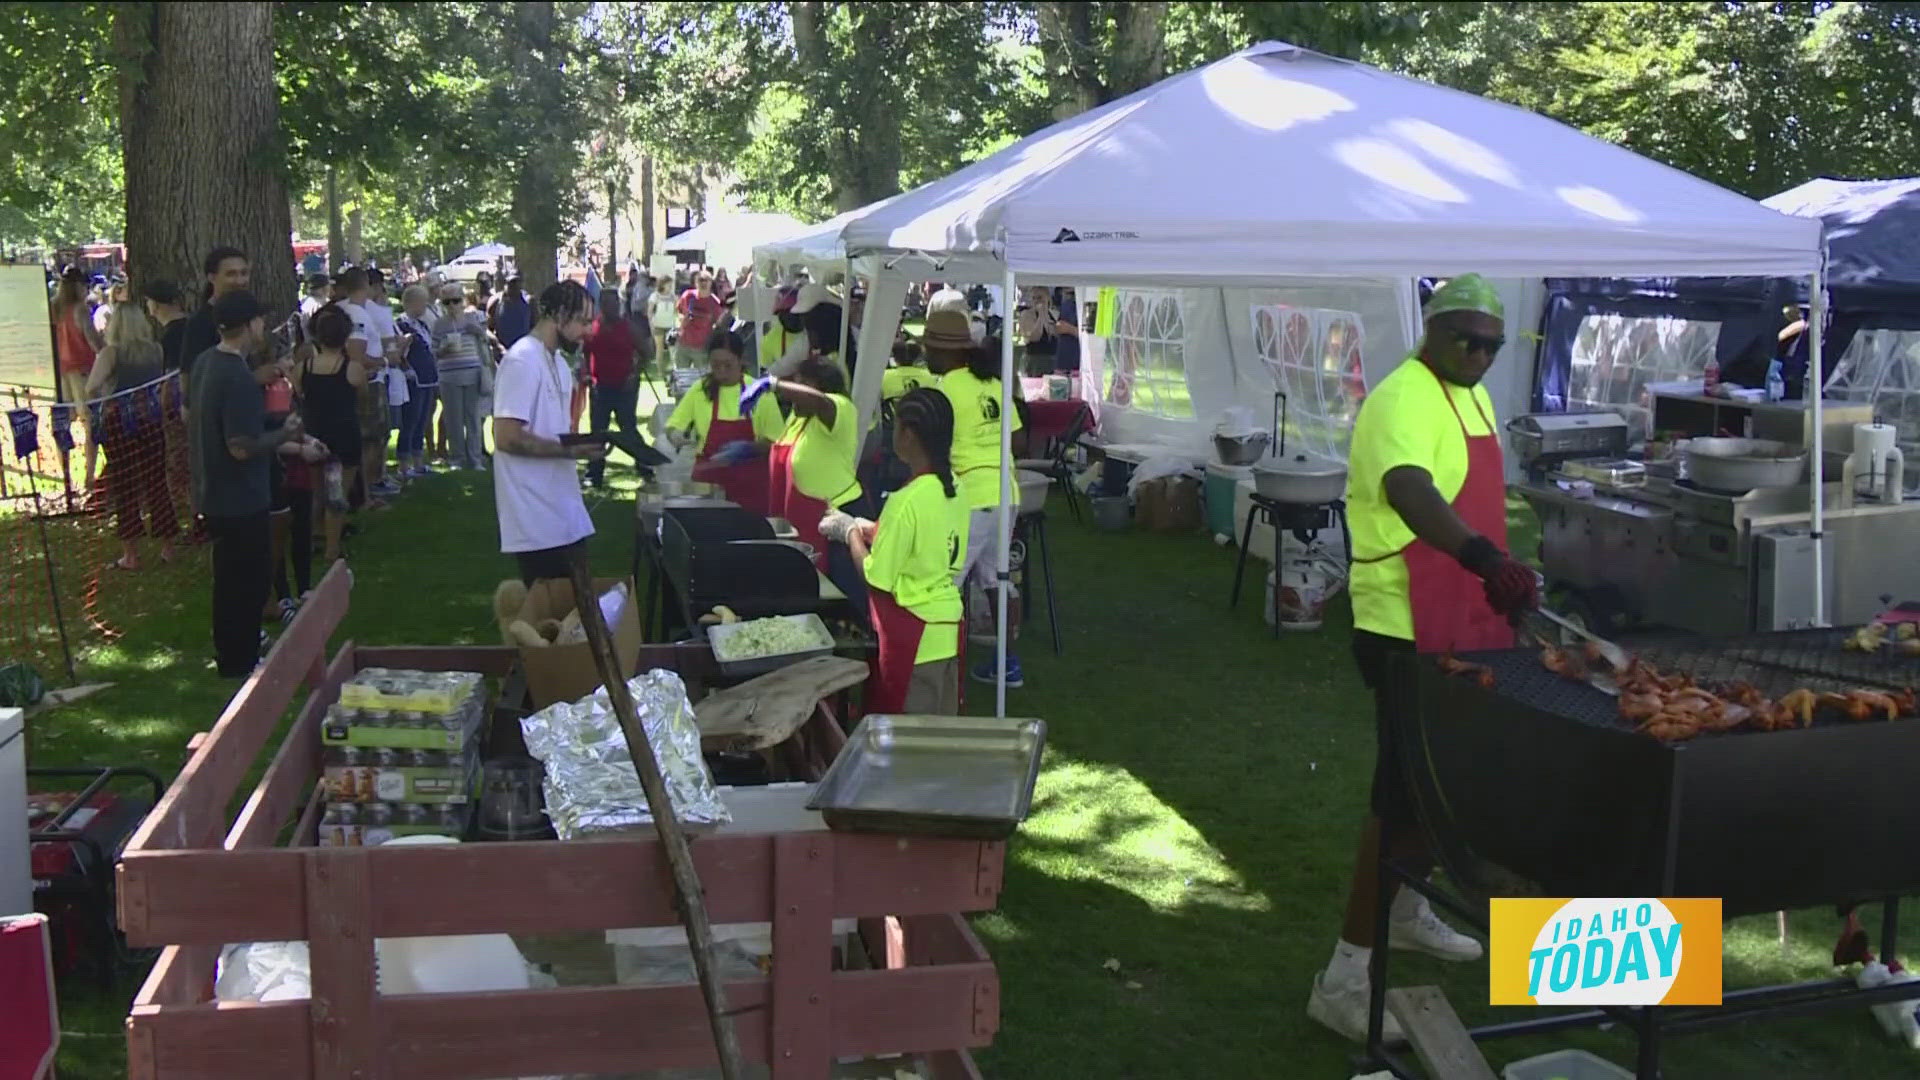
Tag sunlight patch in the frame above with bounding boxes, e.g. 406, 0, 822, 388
1015, 757, 1268, 914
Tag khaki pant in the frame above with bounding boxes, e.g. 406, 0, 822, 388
903, 657, 960, 715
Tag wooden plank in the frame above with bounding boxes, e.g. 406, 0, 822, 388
305, 849, 378, 1079
130, 945, 217, 1008
225, 643, 353, 850
828, 964, 999, 1058
901, 913, 991, 968
771, 833, 836, 1078
922, 1048, 986, 1080
292, 781, 326, 847
697, 656, 869, 751
127, 964, 993, 1080
123, 834, 1005, 946
1385, 986, 1498, 1080
126, 999, 312, 1080
125, 562, 351, 855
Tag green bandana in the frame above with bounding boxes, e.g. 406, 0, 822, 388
1424, 273, 1504, 321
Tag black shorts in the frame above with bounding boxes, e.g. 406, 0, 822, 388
269, 457, 289, 514
1353, 629, 1417, 821
514, 541, 584, 587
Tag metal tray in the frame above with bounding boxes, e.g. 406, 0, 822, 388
705, 613, 836, 678
807, 715, 1046, 839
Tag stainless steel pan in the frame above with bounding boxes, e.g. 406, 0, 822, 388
1682, 437, 1806, 493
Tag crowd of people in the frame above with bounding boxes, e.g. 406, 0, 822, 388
46, 242, 1085, 697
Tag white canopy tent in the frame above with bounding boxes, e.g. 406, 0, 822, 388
663, 212, 808, 275
760, 40, 1825, 714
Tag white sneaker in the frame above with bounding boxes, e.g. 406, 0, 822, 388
1307, 971, 1405, 1044
1388, 894, 1485, 962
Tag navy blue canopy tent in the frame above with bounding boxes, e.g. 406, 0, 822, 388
1534, 177, 1920, 409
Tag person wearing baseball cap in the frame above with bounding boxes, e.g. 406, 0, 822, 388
189, 289, 303, 678
1308, 272, 1532, 1041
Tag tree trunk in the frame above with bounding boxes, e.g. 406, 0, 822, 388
325, 166, 343, 272
509, 1, 560, 294
794, 0, 903, 212
1035, 1, 1104, 121
640, 154, 655, 260
1110, 2, 1168, 99
346, 204, 364, 265
117, 1, 295, 312
607, 178, 619, 270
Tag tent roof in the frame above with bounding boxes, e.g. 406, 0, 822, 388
664, 212, 808, 268
1764, 177, 1920, 299
754, 199, 903, 270
831, 41, 1820, 283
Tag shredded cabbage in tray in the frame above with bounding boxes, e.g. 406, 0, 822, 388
714, 617, 826, 661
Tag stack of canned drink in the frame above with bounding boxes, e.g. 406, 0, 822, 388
319, 668, 488, 847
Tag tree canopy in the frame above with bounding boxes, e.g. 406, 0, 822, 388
1, 2, 1917, 258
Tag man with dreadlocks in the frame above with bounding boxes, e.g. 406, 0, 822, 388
827, 387, 968, 714
490, 280, 607, 585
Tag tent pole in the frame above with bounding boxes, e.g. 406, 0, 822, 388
1809, 261, 1826, 627
838, 256, 853, 364
997, 267, 1017, 719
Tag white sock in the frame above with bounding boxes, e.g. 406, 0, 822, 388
1327, 940, 1371, 987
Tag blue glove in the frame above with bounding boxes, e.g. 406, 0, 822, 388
738, 375, 776, 411
712, 440, 758, 466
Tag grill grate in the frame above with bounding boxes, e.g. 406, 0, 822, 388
1457, 626, 1920, 739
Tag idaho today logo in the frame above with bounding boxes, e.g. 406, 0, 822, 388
1490, 898, 1722, 1006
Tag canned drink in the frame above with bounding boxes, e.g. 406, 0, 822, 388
337, 747, 363, 768
438, 803, 468, 831
409, 749, 439, 768
325, 803, 358, 826
401, 803, 433, 826
362, 803, 394, 827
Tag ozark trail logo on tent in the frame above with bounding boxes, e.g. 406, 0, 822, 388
1051, 228, 1140, 243
1489, 897, 1721, 1006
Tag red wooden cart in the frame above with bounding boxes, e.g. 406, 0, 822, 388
119, 565, 1004, 1078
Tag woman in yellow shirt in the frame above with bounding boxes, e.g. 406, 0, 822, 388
665, 328, 782, 513
840, 387, 967, 713
741, 357, 869, 578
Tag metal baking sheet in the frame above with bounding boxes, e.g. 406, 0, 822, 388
807, 715, 1046, 839
706, 613, 835, 678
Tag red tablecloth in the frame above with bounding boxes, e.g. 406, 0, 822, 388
1025, 399, 1093, 447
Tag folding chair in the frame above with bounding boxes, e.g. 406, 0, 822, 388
1016, 401, 1092, 523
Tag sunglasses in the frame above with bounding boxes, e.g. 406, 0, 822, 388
1453, 330, 1506, 356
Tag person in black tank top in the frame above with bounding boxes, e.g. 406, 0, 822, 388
293, 304, 367, 564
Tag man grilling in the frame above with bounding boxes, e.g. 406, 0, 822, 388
1307, 274, 1540, 1041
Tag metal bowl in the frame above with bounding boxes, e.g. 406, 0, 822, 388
1682, 437, 1806, 494
1252, 453, 1348, 505
1212, 431, 1272, 466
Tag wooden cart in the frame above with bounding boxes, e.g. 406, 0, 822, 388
120, 565, 1004, 1079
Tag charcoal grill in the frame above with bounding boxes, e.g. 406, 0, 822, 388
1360, 627, 1920, 1080
1403, 627, 1920, 917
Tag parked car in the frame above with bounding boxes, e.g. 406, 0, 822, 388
439, 254, 496, 283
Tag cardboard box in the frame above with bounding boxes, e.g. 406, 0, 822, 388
1136, 476, 1202, 533
504, 577, 644, 709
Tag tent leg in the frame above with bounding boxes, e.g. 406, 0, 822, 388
996, 268, 1017, 719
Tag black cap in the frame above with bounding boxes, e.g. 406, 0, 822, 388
212, 290, 266, 331
141, 279, 184, 306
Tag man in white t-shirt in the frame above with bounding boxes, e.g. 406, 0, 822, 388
491, 280, 605, 584
332, 266, 403, 498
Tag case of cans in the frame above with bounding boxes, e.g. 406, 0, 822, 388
317, 801, 472, 847
322, 743, 481, 804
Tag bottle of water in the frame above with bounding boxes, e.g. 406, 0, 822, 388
1765, 359, 1786, 402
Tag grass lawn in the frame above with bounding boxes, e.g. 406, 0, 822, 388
30, 469, 1916, 1078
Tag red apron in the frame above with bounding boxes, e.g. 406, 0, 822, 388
768, 427, 828, 570
691, 389, 767, 515
865, 515, 961, 714
1359, 363, 1514, 654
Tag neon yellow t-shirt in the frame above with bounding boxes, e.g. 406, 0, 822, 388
881, 364, 931, 402
863, 473, 967, 664
1347, 356, 1497, 641
777, 393, 863, 507
666, 381, 785, 446
939, 368, 1024, 510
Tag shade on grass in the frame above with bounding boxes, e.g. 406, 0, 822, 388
30, 461, 1913, 1079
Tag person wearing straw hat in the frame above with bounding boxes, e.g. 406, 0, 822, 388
1308, 273, 1539, 1042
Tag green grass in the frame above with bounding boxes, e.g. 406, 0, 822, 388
30, 474, 1918, 1079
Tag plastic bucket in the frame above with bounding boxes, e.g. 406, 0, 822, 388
1265, 560, 1332, 631
1091, 495, 1131, 531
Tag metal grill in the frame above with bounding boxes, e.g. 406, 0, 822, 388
1458, 627, 1920, 738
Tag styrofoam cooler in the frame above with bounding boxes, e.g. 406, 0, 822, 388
1205, 463, 1251, 540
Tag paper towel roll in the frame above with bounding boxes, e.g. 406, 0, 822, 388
1856, 422, 1897, 459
